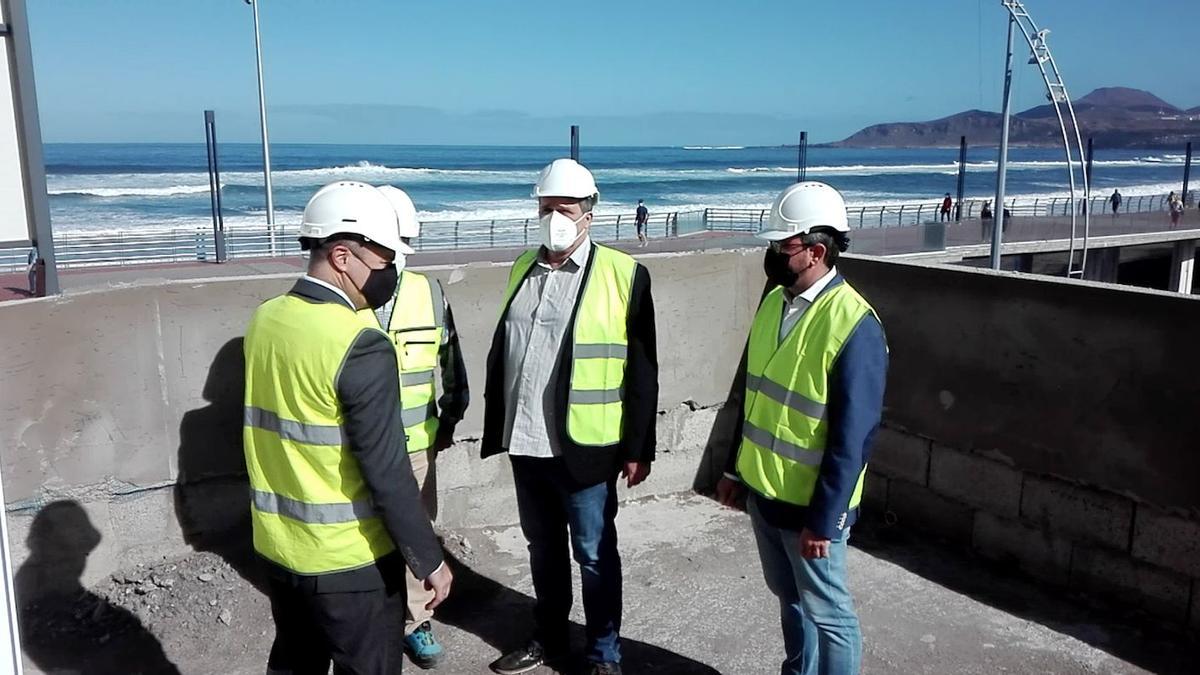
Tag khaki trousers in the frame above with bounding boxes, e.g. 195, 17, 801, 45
404, 448, 438, 635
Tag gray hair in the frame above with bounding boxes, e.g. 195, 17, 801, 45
799, 227, 848, 266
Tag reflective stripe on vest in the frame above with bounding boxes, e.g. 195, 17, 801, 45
244, 294, 396, 576
502, 244, 637, 447
736, 281, 877, 508
359, 271, 445, 453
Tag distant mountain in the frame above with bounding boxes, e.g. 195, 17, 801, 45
831, 87, 1200, 149
1078, 87, 1178, 111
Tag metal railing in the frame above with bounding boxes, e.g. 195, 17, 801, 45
2, 191, 1192, 273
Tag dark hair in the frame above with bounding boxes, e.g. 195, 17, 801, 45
799, 227, 849, 266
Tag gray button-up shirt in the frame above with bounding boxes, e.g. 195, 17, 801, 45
502, 238, 592, 458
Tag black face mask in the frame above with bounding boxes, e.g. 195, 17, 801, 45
763, 248, 800, 289
358, 261, 399, 310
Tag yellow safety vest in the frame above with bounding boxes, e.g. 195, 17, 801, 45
360, 271, 445, 454
501, 244, 636, 447
243, 294, 396, 575
736, 281, 878, 508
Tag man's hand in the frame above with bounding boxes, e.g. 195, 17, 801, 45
423, 563, 454, 610
431, 428, 454, 454
799, 527, 830, 559
715, 477, 746, 511
621, 461, 651, 488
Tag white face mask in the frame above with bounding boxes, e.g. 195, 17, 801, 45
539, 210, 586, 252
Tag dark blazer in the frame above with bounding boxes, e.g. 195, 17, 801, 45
258, 279, 445, 593
481, 243, 659, 486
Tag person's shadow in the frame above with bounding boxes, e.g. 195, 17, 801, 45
693, 275, 771, 497
174, 337, 267, 594
16, 500, 181, 674
436, 551, 721, 674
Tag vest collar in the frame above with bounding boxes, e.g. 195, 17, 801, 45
537, 236, 593, 271
291, 276, 356, 311
783, 267, 842, 305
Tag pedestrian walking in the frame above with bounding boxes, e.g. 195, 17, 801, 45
1169, 191, 1183, 227
635, 199, 649, 247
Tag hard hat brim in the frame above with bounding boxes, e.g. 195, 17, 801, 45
531, 188, 599, 200
297, 225, 415, 256
756, 228, 806, 242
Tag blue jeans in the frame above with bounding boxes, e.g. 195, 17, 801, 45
511, 457, 622, 664
749, 496, 862, 675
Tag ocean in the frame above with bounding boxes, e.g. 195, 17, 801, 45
43, 143, 1190, 233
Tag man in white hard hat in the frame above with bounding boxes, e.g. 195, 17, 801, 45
243, 181, 453, 674
716, 181, 888, 675
366, 185, 470, 669
483, 159, 659, 675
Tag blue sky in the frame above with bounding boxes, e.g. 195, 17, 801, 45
27, 0, 1200, 145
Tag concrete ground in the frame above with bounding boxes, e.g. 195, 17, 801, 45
20, 493, 1195, 674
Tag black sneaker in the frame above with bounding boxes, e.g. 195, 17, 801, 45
490, 639, 566, 675
586, 663, 621, 675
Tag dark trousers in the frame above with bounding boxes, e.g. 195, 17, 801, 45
266, 577, 397, 675
511, 456, 622, 664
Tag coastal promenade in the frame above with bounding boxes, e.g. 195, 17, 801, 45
2, 208, 1194, 300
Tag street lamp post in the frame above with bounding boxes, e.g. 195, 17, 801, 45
246, 0, 276, 254
992, 12, 1015, 270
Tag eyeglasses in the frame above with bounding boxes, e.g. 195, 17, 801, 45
768, 240, 808, 254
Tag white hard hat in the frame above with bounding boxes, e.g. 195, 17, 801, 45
758, 181, 850, 241
300, 181, 414, 255
376, 185, 421, 239
532, 158, 599, 200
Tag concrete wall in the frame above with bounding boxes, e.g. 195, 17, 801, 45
845, 260, 1200, 630
4, 249, 1200, 628
844, 258, 1200, 514
0, 250, 763, 598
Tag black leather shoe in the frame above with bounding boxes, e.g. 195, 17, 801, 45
490, 639, 567, 675
586, 662, 621, 675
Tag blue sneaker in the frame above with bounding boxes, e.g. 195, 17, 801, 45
405, 621, 445, 669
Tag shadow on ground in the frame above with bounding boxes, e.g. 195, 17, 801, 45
437, 551, 721, 674
693, 384, 1198, 675
848, 518, 1199, 675
15, 500, 181, 674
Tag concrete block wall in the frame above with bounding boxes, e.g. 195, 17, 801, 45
865, 426, 1199, 629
